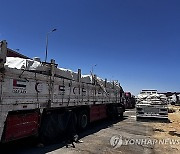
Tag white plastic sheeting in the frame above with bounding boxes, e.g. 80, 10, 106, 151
5, 57, 42, 70
169, 94, 177, 103
4, 57, 118, 88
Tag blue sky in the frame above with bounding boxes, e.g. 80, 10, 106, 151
0, 0, 180, 95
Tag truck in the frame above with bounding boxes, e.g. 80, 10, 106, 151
124, 92, 136, 109
0, 40, 125, 143
168, 93, 180, 106
136, 90, 168, 119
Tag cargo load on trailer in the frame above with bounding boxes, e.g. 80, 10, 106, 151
168, 93, 180, 105
136, 90, 168, 119
0, 40, 125, 143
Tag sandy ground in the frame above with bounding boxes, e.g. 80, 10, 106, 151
0, 107, 180, 154
149, 106, 180, 154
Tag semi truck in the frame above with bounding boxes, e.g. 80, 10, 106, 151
136, 90, 168, 119
124, 92, 135, 109
0, 40, 125, 143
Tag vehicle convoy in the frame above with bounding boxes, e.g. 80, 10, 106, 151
124, 92, 135, 109
0, 40, 125, 143
168, 93, 180, 105
136, 90, 168, 119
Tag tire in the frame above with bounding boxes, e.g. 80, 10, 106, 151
119, 112, 124, 119
39, 113, 57, 144
116, 106, 124, 119
78, 110, 89, 130
107, 105, 117, 120
39, 111, 72, 144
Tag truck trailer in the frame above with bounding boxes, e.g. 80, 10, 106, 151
0, 40, 125, 143
136, 90, 168, 119
124, 92, 135, 109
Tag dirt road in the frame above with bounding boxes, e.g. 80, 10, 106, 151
0, 109, 179, 154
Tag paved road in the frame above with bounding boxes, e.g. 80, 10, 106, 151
0, 109, 156, 154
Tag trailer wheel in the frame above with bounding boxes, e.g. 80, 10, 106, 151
39, 114, 56, 144
120, 112, 124, 119
78, 111, 88, 130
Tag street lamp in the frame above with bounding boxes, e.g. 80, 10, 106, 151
45, 28, 57, 62
92, 64, 97, 75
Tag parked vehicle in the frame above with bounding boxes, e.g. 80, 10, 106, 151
124, 92, 136, 109
136, 90, 168, 119
0, 40, 125, 143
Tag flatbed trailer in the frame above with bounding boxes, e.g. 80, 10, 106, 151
0, 40, 125, 143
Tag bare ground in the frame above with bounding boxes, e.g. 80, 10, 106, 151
149, 106, 180, 154
0, 107, 180, 154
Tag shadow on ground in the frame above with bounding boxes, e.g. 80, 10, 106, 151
136, 117, 170, 123
0, 117, 127, 154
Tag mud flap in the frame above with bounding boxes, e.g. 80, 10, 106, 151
2, 111, 39, 143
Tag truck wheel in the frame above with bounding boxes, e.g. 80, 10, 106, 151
78, 111, 88, 130
120, 112, 124, 119
39, 112, 67, 144
39, 114, 56, 144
